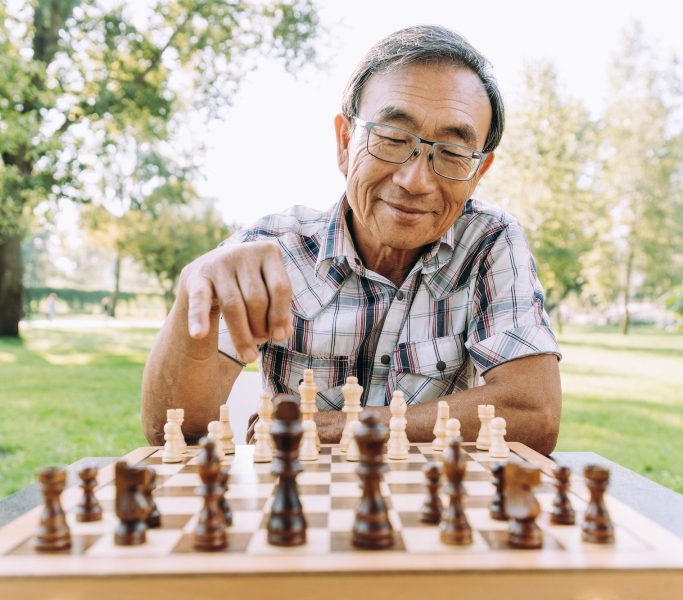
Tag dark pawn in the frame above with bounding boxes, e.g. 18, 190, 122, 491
550, 465, 575, 525
489, 463, 507, 521
218, 466, 232, 527
114, 462, 151, 546
75, 465, 103, 523
581, 465, 615, 544
268, 399, 306, 546
420, 462, 442, 524
35, 467, 71, 552
353, 411, 394, 549
144, 468, 161, 528
439, 436, 472, 546
505, 462, 542, 549
194, 438, 228, 551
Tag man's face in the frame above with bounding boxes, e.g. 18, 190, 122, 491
335, 62, 495, 255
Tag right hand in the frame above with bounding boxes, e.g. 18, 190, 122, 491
178, 240, 294, 363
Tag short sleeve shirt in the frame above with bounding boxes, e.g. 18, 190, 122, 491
218, 196, 561, 410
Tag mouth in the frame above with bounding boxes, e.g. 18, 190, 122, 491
384, 202, 430, 215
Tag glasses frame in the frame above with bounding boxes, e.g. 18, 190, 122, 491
351, 116, 488, 182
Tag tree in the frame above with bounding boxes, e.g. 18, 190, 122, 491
482, 63, 597, 332
0, 0, 319, 336
596, 22, 683, 334
124, 199, 232, 312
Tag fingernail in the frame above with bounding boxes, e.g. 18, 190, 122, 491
189, 324, 201, 337
242, 348, 258, 363
273, 326, 286, 340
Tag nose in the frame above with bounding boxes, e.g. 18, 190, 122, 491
391, 144, 438, 194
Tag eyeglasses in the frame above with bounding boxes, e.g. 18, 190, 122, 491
351, 117, 487, 182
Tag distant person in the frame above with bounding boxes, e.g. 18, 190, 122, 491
46, 293, 57, 321
142, 25, 562, 454
101, 296, 111, 317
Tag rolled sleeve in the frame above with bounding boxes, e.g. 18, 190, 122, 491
464, 221, 561, 375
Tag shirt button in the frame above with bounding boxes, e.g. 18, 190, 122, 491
380, 354, 391, 365
395, 290, 404, 301
436, 360, 447, 372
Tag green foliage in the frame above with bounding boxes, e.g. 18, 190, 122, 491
483, 63, 596, 322
24, 286, 164, 316
124, 200, 233, 309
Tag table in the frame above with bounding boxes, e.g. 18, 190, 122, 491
1, 444, 682, 600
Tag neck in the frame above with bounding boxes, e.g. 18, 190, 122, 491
348, 213, 423, 287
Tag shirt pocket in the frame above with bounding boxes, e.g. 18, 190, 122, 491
392, 333, 467, 404
260, 343, 351, 411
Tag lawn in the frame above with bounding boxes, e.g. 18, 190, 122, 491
1, 324, 681, 498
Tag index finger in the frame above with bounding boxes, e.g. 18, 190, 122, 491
262, 250, 294, 340
186, 274, 215, 338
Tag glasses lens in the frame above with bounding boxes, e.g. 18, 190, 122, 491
367, 124, 416, 163
433, 144, 479, 180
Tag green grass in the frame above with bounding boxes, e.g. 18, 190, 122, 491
556, 326, 683, 493
1, 324, 681, 498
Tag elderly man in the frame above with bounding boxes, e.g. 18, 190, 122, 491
142, 25, 562, 454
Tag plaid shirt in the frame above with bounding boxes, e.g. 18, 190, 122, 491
218, 196, 560, 410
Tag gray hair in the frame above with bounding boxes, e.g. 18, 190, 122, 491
341, 25, 505, 153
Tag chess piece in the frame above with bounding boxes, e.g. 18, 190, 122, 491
75, 465, 103, 523
432, 401, 449, 452
387, 391, 409, 460
167, 408, 187, 451
420, 462, 443, 524
34, 467, 71, 551
488, 416, 510, 459
194, 438, 228, 550
581, 465, 614, 543
340, 376, 363, 452
207, 420, 225, 456
300, 419, 319, 461
439, 437, 472, 545
114, 462, 151, 546
162, 420, 183, 463
219, 403, 236, 454
257, 392, 275, 450
218, 466, 232, 527
345, 420, 362, 462
446, 418, 461, 443
476, 404, 495, 450
352, 411, 395, 549
505, 461, 543, 549
144, 468, 161, 528
489, 462, 507, 521
253, 418, 273, 463
268, 399, 307, 546
298, 370, 320, 449
550, 465, 575, 525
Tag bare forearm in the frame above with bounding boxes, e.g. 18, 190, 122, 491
141, 300, 233, 445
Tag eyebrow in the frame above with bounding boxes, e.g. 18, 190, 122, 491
375, 105, 479, 149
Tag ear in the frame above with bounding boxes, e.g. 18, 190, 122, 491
334, 113, 351, 176
475, 151, 495, 182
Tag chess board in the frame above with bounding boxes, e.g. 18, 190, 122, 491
1, 442, 682, 600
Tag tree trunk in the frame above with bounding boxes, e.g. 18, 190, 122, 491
110, 249, 122, 318
0, 235, 24, 337
620, 248, 635, 335
555, 302, 564, 335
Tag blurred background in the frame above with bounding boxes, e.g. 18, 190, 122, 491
1, 1, 681, 498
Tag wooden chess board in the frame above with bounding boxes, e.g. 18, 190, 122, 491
1, 442, 682, 600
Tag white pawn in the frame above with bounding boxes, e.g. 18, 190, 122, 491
207, 420, 224, 457
432, 401, 449, 452
219, 404, 235, 455
446, 418, 461, 443
300, 420, 319, 461
167, 409, 187, 451
387, 391, 409, 460
257, 392, 274, 450
488, 416, 510, 458
346, 420, 362, 462
253, 419, 272, 463
476, 404, 495, 450
162, 421, 183, 463
340, 376, 363, 452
